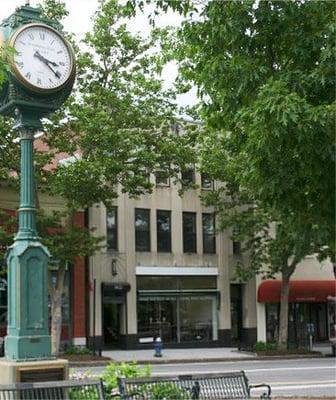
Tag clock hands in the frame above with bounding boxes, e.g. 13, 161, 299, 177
33, 51, 61, 79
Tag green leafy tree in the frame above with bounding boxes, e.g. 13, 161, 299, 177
47, 0, 195, 210
0, 0, 196, 356
149, 0, 335, 349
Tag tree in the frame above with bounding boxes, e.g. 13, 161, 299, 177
152, 0, 335, 348
1, 0, 196, 355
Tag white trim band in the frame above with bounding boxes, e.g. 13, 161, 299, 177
136, 266, 218, 276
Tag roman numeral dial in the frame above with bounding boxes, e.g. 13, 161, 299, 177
10, 23, 75, 92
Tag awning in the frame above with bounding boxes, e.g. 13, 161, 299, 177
258, 280, 336, 303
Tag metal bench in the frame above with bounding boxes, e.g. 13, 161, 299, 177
117, 371, 271, 399
0, 378, 105, 399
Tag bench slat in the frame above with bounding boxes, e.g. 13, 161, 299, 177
118, 371, 271, 400
0, 379, 105, 400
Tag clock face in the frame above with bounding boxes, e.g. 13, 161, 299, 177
10, 23, 75, 93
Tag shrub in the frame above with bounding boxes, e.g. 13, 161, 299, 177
143, 382, 190, 400
254, 341, 278, 352
101, 361, 151, 399
64, 346, 94, 355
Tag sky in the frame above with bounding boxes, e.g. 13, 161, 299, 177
1, 0, 99, 40
0, 0, 197, 106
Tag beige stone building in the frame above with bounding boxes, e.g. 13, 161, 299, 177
87, 170, 336, 350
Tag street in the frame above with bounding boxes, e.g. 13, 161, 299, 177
75, 357, 336, 398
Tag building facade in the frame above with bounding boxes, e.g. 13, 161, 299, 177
87, 169, 336, 350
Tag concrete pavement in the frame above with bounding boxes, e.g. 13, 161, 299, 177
102, 346, 254, 363
101, 342, 332, 364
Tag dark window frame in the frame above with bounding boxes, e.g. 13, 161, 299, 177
181, 167, 195, 186
202, 213, 216, 254
135, 208, 151, 252
183, 212, 197, 253
155, 171, 170, 187
106, 206, 118, 251
156, 210, 172, 253
201, 174, 214, 190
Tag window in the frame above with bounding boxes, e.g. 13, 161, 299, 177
181, 167, 195, 186
233, 241, 241, 255
155, 171, 170, 187
232, 228, 241, 255
201, 174, 214, 190
157, 210, 171, 252
202, 213, 216, 254
107, 207, 118, 251
183, 212, 197, 253
135, 208, 150, 251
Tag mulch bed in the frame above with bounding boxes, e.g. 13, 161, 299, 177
256, 349, 320, 356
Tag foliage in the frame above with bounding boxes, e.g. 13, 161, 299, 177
147, 0, 336, 349
254, 341, 277, 352
101, 361, 151, 399
42, 0, 196, 210
63, 346, 94, 355
38, 0, 69, 22
143, 382, 190, 400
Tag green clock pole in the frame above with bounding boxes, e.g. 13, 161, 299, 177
5, 111, 51, 360
0, 3, 75, 369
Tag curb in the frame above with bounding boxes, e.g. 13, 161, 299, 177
68, 353, 326, 368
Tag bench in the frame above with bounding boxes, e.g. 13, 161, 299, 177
117, 371, 271, 399
0, 378, 105, 399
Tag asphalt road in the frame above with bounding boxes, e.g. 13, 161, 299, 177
74, 357, 336, 398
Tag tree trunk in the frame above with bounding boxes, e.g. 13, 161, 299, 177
49, 263, 66, 356
278, 270, 290, 350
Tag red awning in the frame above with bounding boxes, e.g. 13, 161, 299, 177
258, 280, 336, 303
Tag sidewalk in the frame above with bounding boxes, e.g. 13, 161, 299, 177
101, 343, 332, 364
102, 347, 254, 364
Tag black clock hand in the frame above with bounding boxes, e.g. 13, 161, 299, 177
34, 51, 61, 79
34, 51, 59, 67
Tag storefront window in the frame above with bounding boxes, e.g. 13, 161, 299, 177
266, 304, 278, 342
179, 296, 217, 341
137, 276, 218, 344
138, 297, 178, 343
266, 302, 328, 346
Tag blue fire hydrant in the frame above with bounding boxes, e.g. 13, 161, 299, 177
154, 337, 162, 357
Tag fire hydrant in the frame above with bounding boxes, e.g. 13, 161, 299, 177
154, 337, 162, 357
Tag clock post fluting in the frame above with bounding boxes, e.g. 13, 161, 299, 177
0, 3, 75, 377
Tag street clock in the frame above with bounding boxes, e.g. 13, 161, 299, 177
10, 23, 75, 93
0, 5, 76, 127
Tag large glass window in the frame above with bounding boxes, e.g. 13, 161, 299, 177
138, 298, 178, 343
179, 297, 216, 342
157, 210, 171, 252
183, 212, 197, 253
137, 276, 218, 344
135, 208, 150, 252
202, 213, 216, 254
107, 207, 118, 251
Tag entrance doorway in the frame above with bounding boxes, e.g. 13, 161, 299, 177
101, 282, 129, 349
103, 303, 122, 347
230, 284, 243, 344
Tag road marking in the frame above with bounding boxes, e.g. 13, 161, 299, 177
271, 383, 336, 391
271, 380, 336, 386
245, 366, 334, 372
152, 365, 335, 376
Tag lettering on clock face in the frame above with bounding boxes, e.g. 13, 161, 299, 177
13, 25, 73, 91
